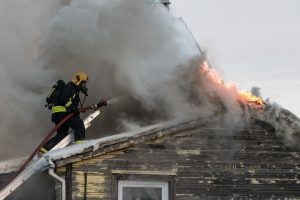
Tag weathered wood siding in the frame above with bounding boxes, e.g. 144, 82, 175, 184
58, 122, 300, 199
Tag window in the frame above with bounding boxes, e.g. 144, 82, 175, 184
112, 170, 176, 200
118, 180, 168, 200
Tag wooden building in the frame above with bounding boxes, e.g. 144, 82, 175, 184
3, 116, 300, 200
1, 0, 300, 199
56, 119, 300, 200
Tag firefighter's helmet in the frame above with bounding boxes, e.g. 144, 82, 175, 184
72, 71, 88, 86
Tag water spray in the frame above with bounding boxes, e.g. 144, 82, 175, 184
106, 96, 127, 105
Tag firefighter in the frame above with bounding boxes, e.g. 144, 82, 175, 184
40, 71, 96, 154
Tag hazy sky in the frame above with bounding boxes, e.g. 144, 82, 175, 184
172, 0, 300, 117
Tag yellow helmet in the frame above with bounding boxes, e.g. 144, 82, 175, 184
72, 71, 88, 86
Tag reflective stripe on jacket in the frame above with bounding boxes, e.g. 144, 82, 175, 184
52, 106, 66, 113
52, 93, 77, 113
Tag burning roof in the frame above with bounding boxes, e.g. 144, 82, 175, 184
198, 59, 300, 147
199, 60, 264, 111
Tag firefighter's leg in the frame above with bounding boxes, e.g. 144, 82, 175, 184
40, 114, 70, 154
43, 123, 69, 151
69, 116, 85, 143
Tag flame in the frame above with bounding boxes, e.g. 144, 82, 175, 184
199, 61, 264, 110
238, 90, 264, 109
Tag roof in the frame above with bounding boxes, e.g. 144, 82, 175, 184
45, 106, 300, 167
49, 115, 218, 167
0, 115, 216, 200
0, 115, 217, 174
1, 105, 300, 173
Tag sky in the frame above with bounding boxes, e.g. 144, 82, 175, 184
171, 0, 300, 117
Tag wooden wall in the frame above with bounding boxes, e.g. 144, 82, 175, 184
57, 121, 300, 199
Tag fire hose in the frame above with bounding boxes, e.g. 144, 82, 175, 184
0, 99, 108, 191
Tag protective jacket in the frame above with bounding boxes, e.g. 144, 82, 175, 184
51, 82, 80, 114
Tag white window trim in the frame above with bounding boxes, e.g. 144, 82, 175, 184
118, 180, 169, 200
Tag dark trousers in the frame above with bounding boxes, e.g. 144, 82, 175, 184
43, 113, 85, 151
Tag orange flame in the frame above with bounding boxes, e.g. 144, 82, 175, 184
199, 61, 264, 110
238, 90, 264, 109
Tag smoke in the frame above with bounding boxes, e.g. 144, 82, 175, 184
254, 100, 300, 147
1, 0, 201, 159
39, 0, 209, 132
0, 0, 62, 159
251, 87, 262, 98
0, 0, 271, 160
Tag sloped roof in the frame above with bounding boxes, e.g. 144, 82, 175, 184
49, 116, 216, 167
49, 106, 300, 168
1, 105, 300, 173
0, 116, 216, 174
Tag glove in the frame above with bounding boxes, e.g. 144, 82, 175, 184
97, 98, 108, 107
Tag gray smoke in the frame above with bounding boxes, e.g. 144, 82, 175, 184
0, 0, 275, 160
0, 0, 62, 159
251, 87, 262, 98
39, 0, 208, 132
255, 100, 300, 147
0, 0, 204, 159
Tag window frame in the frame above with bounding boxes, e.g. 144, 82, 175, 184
112, 170, 176, 200
118, 180, 169, 200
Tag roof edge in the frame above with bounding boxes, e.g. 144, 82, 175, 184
52, 115, 219, 167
